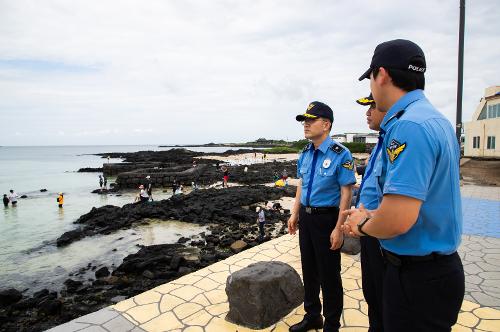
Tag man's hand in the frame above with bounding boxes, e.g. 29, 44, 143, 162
341, 204, 370, 237
288, 214, 298, 235
330, 227, 343, 250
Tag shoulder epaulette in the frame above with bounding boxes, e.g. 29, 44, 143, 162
303, 143, 312, 152
330, 143, 344, 154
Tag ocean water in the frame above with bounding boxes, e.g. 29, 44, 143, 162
0, 145, 238, 293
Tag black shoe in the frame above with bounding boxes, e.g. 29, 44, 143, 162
289, 316, 324, 332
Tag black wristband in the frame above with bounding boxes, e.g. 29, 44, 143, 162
357, 217, 371, 236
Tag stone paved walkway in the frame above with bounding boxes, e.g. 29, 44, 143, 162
47, 185, 500, 332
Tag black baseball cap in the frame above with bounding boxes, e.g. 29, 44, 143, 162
359, 39, 426, 81
296, 101, 334, 122
356, 93, 375, 106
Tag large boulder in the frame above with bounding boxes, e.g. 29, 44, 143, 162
230, 240, 247, 253
225, 261, 303, 329
0, 288, 22, 307
341, 237, 361, 255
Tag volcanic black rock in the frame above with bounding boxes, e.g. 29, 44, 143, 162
225, 261, 304, 329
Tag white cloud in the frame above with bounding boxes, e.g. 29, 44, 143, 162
0, 0, 498, 145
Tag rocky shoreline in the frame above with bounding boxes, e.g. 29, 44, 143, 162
0, 148, 299, 332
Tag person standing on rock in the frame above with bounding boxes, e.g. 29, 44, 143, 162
172, 178, 178, 196
139, 185, 149, 203
256, 206, 266, 241
287, 101, 355, 332
98, 175, 103, 190
146, 175, 153, 201
103, 175, 108, 189
221, 165, 229, 188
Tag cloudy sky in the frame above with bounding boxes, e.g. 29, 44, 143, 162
0, 0, 498, 146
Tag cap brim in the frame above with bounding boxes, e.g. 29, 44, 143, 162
356, 97, 375, 106
296, 113, 319, 121
358, 67, 372, 81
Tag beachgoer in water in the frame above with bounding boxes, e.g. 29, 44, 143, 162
221, 165, 229, 188
99, 175, 103, 189
57, 193, 64, 208
146, 175, 153, 201
3, 194, 9, 207
9, 190, 18, 206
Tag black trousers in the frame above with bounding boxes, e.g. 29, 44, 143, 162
360, 236, 385, 332
298, 206, 342, 332
383, 251, 464, 332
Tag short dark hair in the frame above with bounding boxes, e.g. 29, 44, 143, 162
373, 67, 425, 91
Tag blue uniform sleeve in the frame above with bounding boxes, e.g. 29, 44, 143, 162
297, 153, 303, 178
337, 151, 356, 186
383, 121, 437, 201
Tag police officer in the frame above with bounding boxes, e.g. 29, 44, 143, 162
288, 101, 355, 332
343, 39, 464, 331
355, 93, 386, 332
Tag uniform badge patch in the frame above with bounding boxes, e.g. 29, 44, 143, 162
342, 160, 354, 170
322, 159, 331, 169
386, 139, 407, 163
330, 144, 344, 154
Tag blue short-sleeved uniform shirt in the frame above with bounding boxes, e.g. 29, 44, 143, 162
297, 136, 356, 207
357, 141, 383, 210
374, 89, 462, 255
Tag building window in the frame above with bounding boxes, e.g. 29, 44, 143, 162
473, 136, 481, 149
353, 136, 366, 143
487, 136, 496, 150
487, 104, 500, 119
478, 105, 487, 120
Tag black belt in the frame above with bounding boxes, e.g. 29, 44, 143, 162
381, 248, 456, 267
300, 205, 339, 215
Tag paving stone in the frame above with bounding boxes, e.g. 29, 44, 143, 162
476, 319, 500, 331
457, 312, 479, 328
133, 290, 162, 305
75, 307, 119, 325
170, 285, 205, 301
78, 327, 108, 332
127, 303, 160, 324
471, 292, 500, 308
182, 309, 213, 326
102, 314, 137, 331
159, 294, 185, 313
474, 307, 500, 319
140, 311, 183, 331
463, 263, 485, 275
173, 302, 203, 320
46, 321, 90, 332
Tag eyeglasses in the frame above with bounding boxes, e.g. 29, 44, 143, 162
301, 118, 323, 126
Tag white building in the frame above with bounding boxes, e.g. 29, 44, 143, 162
463, 86, 500, 158
332, 133, 378, 144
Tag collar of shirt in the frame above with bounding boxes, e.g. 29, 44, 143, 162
309, 136, 334, 154
381, 89, 425, 133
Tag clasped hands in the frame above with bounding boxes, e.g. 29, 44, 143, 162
341, 203, 372, 238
